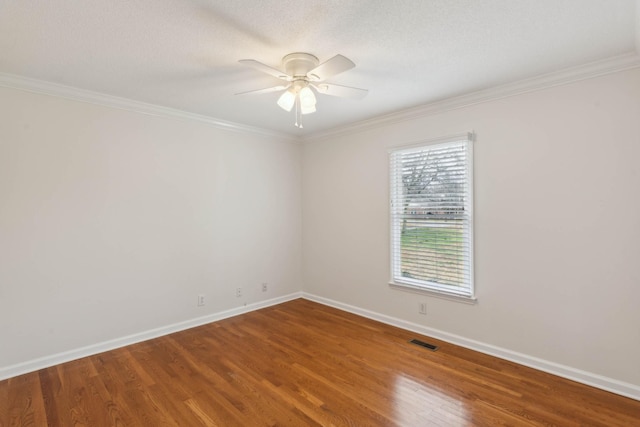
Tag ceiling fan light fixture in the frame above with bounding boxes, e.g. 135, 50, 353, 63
239, 52, 367, 126
299, 86, 316, 109
300, 103, 316, 115
277, 88, 296, 112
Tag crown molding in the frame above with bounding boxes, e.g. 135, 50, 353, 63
0, 72, 298, 142
2, 52, 639, 144
303, 52, 640, 143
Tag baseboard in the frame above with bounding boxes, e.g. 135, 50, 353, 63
0, 292, 303, 381
302, 292, 640, 401
5, 291, 639, 401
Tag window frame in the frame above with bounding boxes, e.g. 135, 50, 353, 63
388, 133, 476, 302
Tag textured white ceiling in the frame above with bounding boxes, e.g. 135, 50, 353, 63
0, 0, 638, 136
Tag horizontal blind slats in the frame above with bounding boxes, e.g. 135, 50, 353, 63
390, 137, 473, 295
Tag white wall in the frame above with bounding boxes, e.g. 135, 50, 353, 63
0, 87, 302, 369
302, 68, 640, 388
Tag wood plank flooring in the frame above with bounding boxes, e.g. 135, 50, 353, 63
1, 299, 639, 426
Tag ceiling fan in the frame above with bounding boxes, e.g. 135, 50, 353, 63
237, 52, 368, 128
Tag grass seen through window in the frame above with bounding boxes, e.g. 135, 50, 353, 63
400, 223, 465, 286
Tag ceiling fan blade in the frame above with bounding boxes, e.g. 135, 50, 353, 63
235, 85, 289, 96
307, 54, 355, 81
239, 59, 290, 81
312, 83, 368, 99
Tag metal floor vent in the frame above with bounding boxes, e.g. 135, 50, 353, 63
409, 339, 439, 351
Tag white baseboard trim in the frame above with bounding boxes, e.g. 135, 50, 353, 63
0, 292, 302, 381
302, 292, 640, 401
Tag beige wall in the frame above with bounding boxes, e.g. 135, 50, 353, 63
0, 87, 302, 368
302, 68, 640, 387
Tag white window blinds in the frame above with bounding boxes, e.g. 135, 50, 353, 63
390, 134, 474, 298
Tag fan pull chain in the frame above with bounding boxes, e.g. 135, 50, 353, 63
294, 95, 303, 128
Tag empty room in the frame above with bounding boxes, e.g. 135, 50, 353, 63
1, 1, 640, 425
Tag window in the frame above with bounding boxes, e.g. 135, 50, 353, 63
389, 133, 474, 300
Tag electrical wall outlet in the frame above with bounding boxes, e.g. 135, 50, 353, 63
236, 287, 242, 298
419, 302, 427, 315
197, 294, 205, 306
262, 282, 268, 292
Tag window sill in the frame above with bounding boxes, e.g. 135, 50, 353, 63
389, 281, 477, 304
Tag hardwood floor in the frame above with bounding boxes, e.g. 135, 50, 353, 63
1, 299, 639, 426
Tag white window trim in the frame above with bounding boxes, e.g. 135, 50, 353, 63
388, 132, 476, 303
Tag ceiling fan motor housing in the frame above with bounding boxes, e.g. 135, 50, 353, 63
282, 53, 319, 79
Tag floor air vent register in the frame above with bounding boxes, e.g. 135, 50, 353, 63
409, 339, 439, 351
